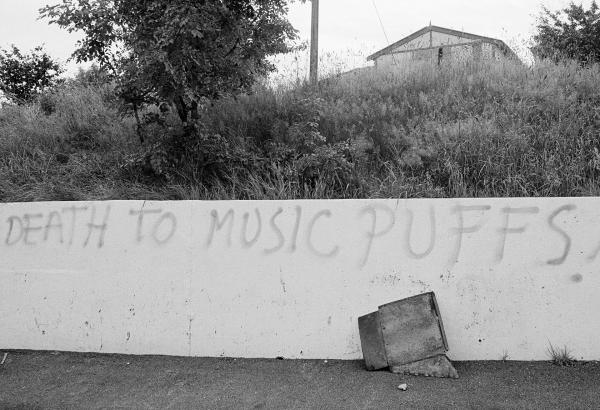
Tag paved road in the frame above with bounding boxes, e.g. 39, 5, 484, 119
1, 351, 599, 409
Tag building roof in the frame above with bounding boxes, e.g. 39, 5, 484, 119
366, 25, 517, 61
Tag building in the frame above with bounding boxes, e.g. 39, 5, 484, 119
367, 25, 518, 68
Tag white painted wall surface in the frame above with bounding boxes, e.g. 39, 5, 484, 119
1, 198, 599, 361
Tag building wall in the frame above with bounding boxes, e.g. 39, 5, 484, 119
375, 40, 509, 69
446, 43, 474, 64
375, 52, 412, 68
1, 198, 600, 361
390, 31, 475, 53
482, 42, 508, 62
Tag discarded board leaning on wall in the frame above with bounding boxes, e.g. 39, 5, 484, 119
358, 292, 458, 378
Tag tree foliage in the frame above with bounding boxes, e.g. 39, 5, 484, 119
40, 0, 298, 126
0, 45, 64, 103
532, 1, 600, 63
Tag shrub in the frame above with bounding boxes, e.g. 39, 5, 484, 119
532, 1, 600, 63
0, 83, 137, 202
4, 56, 600, 201
0, 45, 63, 104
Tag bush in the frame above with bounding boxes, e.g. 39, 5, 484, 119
3, 57, 600, 201
0, 45, 63, 104
184, 58, 600, 199
532, 1, 600, 63
0, 83, 138, 202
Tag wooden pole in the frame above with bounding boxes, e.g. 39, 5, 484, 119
310, 0, 319, 86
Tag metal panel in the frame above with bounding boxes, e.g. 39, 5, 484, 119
358, 311, 388, 370
390, 354, 459, 378
378, 292, 447, 366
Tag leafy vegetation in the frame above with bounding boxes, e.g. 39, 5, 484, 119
0, 45, 64, 103
532, 1, 600, 63
2, 58, 600, 202
1, 3, 600, 202
40, 0, 298, 140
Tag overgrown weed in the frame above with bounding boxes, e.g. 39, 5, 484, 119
547, 342, 577, 367
2, 57, 600, 201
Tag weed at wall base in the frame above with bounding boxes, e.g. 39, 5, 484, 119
547, 342, 577, 367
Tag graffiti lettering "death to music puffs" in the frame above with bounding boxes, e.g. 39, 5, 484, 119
2, 201, 596, 268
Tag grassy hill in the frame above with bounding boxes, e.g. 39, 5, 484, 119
1, 59, 599, 202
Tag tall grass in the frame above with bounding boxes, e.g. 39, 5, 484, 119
198, 58, 600, 198
1, 57, 600, 201
0, 83, 145, 202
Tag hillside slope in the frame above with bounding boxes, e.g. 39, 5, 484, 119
1, 60, 599, 201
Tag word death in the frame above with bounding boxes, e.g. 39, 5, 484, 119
2, 205, 176, 248
4, 205, 111, 248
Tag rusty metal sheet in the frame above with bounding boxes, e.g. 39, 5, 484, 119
390, 354, 459, 379
358, 310, 388, 371
430, 291, 449, 351
378, 292, 447, 366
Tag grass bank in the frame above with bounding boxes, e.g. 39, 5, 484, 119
1, 59, 599, 201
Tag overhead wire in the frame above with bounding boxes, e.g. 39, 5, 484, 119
371, 0, 398, 65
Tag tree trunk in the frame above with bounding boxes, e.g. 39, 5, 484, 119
174, 96, 189, 124
191, 100, 200, 121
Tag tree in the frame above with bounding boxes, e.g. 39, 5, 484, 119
0, 45, 64, 103
71, 64, 112, 88
40, 0, 298, 129
532, 1, 600, 63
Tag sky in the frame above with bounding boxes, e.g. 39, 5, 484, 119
0, 1, 595, 77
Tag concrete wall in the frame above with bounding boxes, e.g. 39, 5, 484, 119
375, 44, 475, 69
375, 31, 470, 67
375, 42, 509, 69
449, 43, 476, 64
375, 52, 411, 69
1, 198, 599, 361
374, 29, 510, 69
482, 42, 508, 62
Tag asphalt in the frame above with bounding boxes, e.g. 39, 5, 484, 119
1, 351, 600, 409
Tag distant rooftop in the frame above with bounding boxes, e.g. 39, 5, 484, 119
367, 25, 516, 61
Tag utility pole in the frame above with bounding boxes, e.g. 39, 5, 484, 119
309, 0, 319, 86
